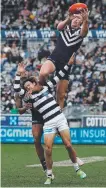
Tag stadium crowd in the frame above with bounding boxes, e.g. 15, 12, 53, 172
1, 0, 106, 114
1, 0, 106, 30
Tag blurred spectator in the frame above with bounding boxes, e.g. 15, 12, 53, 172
1, 0, 106, 113
19, 6, 31, 19
1, 0, 106, 30
1, 38, 106, 113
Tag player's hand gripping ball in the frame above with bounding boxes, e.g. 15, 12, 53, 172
69, 3, 88, 14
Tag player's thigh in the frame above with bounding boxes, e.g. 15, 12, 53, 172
59, 129, 71, 146
43, 120, 57, 148
32, 124, 43, 140
44, 133, 56, 148
40, 60, 56, 76
57, 115, 71, 145
56, 80, 69, 96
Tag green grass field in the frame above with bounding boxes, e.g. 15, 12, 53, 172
1, 144, 106, 187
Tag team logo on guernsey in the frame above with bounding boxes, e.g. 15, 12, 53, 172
60, 26, 82, 47
42, 91, 49, 97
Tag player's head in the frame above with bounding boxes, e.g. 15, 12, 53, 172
23, 76, 38, 92
71, 14, 83, 28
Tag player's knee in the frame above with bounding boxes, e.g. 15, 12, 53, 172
32, 129, 42, 140
65, 142, 72, 150
45, 145, 52, 156
33, 134, 41, 143
40, 70, 49, 78
40, 60, 55, 76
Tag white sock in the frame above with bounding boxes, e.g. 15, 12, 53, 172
73, 163, 80, 172
47, 169, 52, 177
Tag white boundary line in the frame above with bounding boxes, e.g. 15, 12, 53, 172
26, 156, 106, 168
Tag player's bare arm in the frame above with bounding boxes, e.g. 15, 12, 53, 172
18, 103, 32, 114
16, 63, 26, 75
14, 82, 27, 114
80, 9, 89, 37
14, 93, 22, 108
57, 13, 75, 30
18, 107, 27, 114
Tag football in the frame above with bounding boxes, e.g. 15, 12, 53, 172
68, 3, 88, 14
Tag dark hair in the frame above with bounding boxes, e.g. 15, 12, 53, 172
22, 76, 37, 89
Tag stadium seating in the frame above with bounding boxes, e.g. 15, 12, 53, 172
1, 0, 106, 113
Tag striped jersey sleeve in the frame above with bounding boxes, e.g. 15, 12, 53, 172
14, 74, 25, 97
46, 64, 71, 89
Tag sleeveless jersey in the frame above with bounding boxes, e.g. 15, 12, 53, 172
50, 25, 83, 64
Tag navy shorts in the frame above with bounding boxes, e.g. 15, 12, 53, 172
31, 109, 44, 125
47, 54, 71, 80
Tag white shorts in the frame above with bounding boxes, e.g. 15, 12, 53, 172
43, 113, 69, 134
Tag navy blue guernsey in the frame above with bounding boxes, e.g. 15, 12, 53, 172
50, 25, 83, 64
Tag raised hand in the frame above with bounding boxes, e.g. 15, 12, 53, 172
68, 12, 76, 21
17, 63, 25, 75
24, 103, 32, 110
80, 9, 89, 21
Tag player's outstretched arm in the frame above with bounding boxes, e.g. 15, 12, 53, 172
57, 13, 74, 30
14, 63, 25, 96
14, 94, 32, 114
19, 103, 32, 114
80, 9, 89, 37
